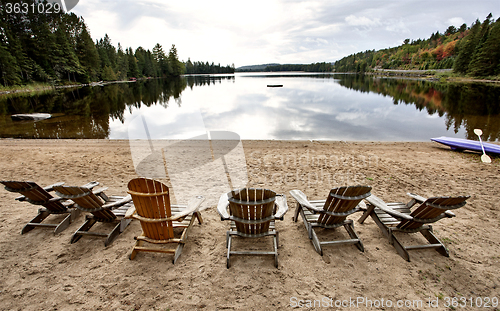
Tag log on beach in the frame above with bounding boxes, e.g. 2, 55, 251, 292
11, 113, 51, 121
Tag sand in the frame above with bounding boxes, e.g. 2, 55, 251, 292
0, 139, 499, 310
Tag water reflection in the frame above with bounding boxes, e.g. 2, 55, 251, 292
0, 74, 499, 141
336, 75, 500, 141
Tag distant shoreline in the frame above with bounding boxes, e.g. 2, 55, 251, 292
1, 71, 498, 97
366, 69, 500, 84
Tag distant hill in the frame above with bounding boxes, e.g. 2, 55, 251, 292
333, 14, 500, 77
235, 64, 280, 72
236, 62, 334, 72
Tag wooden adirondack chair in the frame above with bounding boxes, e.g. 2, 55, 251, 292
358, 193, 469, 261
217, 188, 288, 268
54, 184, 133, 246
289, 186, 371, 255
1, 181, 98, 234
125, 178, 204, 263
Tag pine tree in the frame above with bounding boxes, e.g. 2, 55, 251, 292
168, 44, 183, 76
453, 19, 481, 73
0, 43, 21, 86
115, 43, 129, 80
76, 26, 100, 82
127, 47, 139, 78
468, 18, 500, 76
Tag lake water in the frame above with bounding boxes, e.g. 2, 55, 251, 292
1, 73, 500, 141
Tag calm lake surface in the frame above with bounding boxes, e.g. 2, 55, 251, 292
1, 73, 500, 141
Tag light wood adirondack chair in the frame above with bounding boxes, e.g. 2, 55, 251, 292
217, 188, 288, 268
54, 184, 133, 246
125, 178, 204, 263
358, 193, 469, 261
289, 186, 371, 255
1, 181, 98, 234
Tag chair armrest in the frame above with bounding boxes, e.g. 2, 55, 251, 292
124, 204, 136, 219
170, 195, 205, 221
289, 190, 323, 212
82, 181, 100, 190
365, 195, 413, 221
92, 187, 109, 195
274, 194, 288, 220
217, 193, 230, 220
407, 193, 426, 202
43, 182, 65, 192
102, 194, 132, 209
127, 195, 205, 222
358, 200, 367, 210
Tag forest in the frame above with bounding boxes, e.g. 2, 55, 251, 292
333, 14, 500, 77
0, 0, 234, 87
236, 62, 333, 72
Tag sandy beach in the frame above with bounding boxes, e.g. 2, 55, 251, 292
0, 139, 499, 310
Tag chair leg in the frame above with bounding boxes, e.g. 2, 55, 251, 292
390, 232, 411, 262
310, 227, 323, 256
21, 209, 51, 234
194, 212, 203, 224
358, 203, 375, 224
54, 213, 72, 234
421, 227, 449, 257
105, 222, 122, 247
129, 239, 143, 260
369, 211, 392, 240
70, 208, 80, 223
173, 243, 184, 264
293, 203, 302, 222
71, 217, 97, 243
344, 221, 364, 252
273, 235, 278, 268
226, 234, 232, 269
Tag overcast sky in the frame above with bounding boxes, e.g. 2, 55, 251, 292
72, 0, 499, 67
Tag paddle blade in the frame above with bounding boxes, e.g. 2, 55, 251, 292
474, 129, 483, 136
481, 154, 492, 163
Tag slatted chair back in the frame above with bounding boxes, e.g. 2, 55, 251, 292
54, 186, 116, 221
127, 178, 174, 241
228, 188, 276, 235
317, 185, 372, 225
398, 196, 469, 230
1, 181, 67, 212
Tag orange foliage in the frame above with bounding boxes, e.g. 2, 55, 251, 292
443, 40, 457, 58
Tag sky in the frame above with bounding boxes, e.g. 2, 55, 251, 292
72, 0, 499, 68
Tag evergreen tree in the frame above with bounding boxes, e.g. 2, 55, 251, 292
76, 26, 100, 82
127, 47, 139, 77
468, 18, 500, 76
453, 19, 481, 73
168, 44, 183, 76
115, 43, 128, 80
152, 43, 166, 76
0, 43, 21, 85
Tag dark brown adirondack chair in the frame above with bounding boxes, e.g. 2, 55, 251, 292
54, 184, 133, 246
1, 181, 98, 234
217, 188, 288, 268
289, 186, 371, 255
125, 178, 204, 263
358, 193, 469, 261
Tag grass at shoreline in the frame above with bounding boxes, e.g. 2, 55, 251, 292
0, 82, 55, 95
367, 69, 500, 83
1, 72, 499, 97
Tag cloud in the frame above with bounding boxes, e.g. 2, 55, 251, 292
345, 15, 380, 27
448, 17, 466, 27
72, 0, 500, 66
